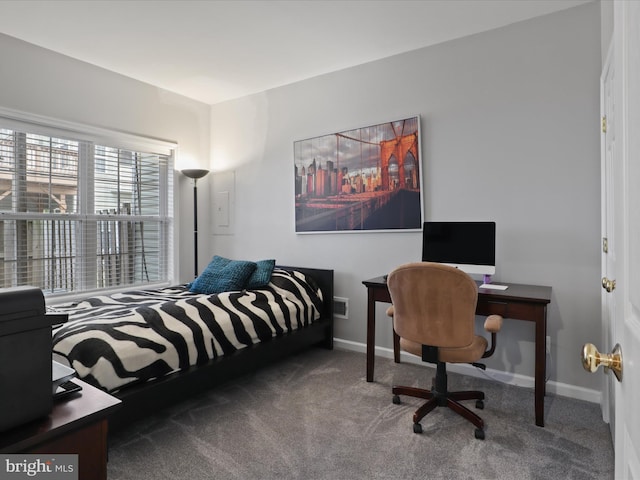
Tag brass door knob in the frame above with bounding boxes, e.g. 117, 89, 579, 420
602, 277, 616, 292
581, 343, 622, 382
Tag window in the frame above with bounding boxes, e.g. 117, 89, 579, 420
0, 120, 174, 297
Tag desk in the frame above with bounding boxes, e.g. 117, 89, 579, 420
362, 276, 552, 427
0, 379, 121, 480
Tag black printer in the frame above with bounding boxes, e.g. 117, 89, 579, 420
0, 286, 55, 431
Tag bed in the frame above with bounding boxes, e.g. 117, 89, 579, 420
49, 265, 334, 430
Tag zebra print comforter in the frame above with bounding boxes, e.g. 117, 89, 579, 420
50, 268, 323, 393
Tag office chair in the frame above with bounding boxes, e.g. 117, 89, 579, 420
386, 262, 503, 440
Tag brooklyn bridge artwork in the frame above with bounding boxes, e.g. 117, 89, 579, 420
294, 116, 423, 233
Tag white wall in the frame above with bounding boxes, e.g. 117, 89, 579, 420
0, 32, 211, 283
209, 3, 602, 393
601, 0, 614, 61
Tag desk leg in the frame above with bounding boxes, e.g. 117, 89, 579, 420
534, 305, 548, 427
366, 289, 376, 382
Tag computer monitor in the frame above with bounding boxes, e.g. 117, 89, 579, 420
421, 221, 496, 276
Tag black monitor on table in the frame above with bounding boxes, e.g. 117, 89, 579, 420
421, 221, 496, 277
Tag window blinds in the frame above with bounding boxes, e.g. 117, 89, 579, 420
0, 121, 174, 297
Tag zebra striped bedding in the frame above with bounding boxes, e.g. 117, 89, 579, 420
50, 268, 323, 393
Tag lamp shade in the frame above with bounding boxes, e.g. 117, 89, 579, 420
181, 168, 209, 180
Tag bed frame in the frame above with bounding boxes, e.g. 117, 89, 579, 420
108, 266, 334, 431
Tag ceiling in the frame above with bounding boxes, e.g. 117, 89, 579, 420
0, 0, 593, 105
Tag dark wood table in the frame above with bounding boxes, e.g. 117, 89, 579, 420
0, 378, 121, 480
362, 276, 552, 427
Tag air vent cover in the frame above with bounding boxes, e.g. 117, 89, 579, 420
333, 297, 348, 319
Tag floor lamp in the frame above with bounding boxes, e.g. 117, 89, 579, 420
181, 168, 210, 278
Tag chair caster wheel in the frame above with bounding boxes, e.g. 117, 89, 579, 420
475, 428, 485, 440
392, 395, 401, 404
413, 423, 423, 434
476, 400, 484, 409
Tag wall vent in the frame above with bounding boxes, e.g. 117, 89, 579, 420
333, 297, 349, 319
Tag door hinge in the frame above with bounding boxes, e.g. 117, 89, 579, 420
602, 115, 607, 133
603, 237, 609, 254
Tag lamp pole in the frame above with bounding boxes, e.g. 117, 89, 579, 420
181, 169, 210, 278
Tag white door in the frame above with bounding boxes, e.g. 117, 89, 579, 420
608, 2, 640, 477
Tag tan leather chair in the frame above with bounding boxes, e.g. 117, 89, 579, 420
386, 262, 503, 439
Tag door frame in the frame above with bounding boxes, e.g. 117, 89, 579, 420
599, 38, 615, 433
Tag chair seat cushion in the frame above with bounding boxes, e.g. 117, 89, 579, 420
400, 335, 489, 363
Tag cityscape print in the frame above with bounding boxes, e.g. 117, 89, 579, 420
294, 116, 423, 233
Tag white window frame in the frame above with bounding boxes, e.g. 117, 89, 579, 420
0, 106, 177, 301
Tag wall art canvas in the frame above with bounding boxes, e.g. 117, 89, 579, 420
294, 116, 423, 233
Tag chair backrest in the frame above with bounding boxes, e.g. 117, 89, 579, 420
387, 262, 478, 348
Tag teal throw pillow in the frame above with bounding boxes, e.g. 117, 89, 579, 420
246, 259, 276, 289
189, 255, 257, 294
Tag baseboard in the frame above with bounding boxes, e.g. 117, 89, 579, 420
333, 337, 602, 405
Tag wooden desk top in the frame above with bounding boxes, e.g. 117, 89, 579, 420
477, 282, 552, 304
0, 379, 121, 452
363, 276, 552, 304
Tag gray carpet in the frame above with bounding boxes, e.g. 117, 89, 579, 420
107, 348, 614, 480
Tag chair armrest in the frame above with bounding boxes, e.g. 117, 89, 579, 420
482, 315, 502, 358
386, 305, 394, 318
484, 314, 503, 333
